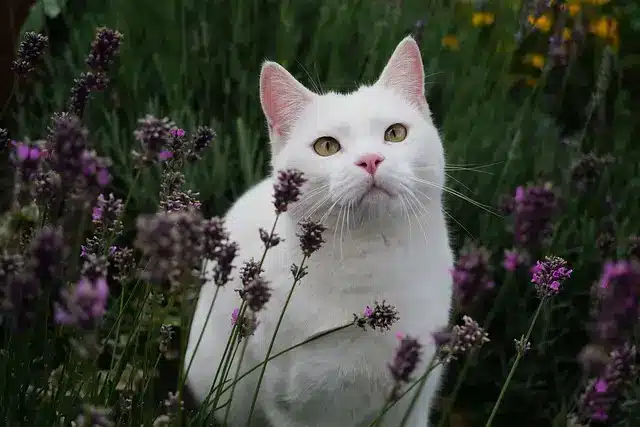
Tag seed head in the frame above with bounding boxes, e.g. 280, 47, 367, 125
11, 32, 48, 78
273, 169, 306, 213
355, 300, 400, 332
297, 220, 326, 257
86, 27, 123, 72
530, 255, 572, 298
160, 189, 202, 213
46, 113, 89, 183
451, 242, 494, 311
591, 260, 640, 347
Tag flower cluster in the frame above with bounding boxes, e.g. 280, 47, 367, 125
507, 182, 558, 253
590, 260, 640, 347
388, 334, 422, 397
132, 115, 174, 164
530, 255, 572, 298
231, 307, 259, 339
297, 220, 326, 257
11, 32, 48, 78
355, 300, 400, 332
69, 27, 122, 116
570, 153, 614, 192
54, 276, 109, 329
273, 169, 307, 213
436, 315, 490, 362
576, 343, 637, 423
451, 242, 494, 311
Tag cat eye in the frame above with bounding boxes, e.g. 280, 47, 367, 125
313, 137, 341, 157
384, 123, 407, 143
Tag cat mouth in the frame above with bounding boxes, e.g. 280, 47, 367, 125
356, 182, 394, 205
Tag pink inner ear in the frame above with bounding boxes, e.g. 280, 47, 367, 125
377, 38, 426, 110
260, 63, 312, 137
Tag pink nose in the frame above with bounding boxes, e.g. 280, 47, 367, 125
355, 153, 385, 175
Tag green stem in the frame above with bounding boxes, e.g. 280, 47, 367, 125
484, 297, 547, 427
220, 321, 354, 395
223, 337, 249, 424
368, 354, 441, 427
436, 272, 513, 427
199, 214, 281, 418
398, 355, 439, 427
245, 255, 309, 426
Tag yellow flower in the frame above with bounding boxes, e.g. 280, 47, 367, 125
568, 3, 581, 16
523, 54, 546, 70
589, 16, 619, 48
562, 28, 572, 41
472, 12, 495, 27
527, 14, 553, 32
524, 77, 538, 87
441, 35, 460, 50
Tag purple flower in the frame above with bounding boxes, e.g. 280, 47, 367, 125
92, 207, 103, 222
231, 308, 240, 325
159, 150, 173, 161
355, 300, 399, 332
503, 249, 520, 271
81, 245, 88, 257
273, 169, 307, 213
109, 246, 117, 255
451, 242, 494, 311
170, 128, 185, 138
54, 277, 109, 329
132, 115, 174, 164
576, 343, 637, 424
530, 256, 572, 298
509, 182, 558, 252
591, 260, 640, 346
388, 334, 422, 398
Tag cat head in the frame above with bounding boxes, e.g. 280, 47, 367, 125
259, 36, 445, 226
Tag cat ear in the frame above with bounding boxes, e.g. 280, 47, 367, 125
260, 61, 315, 138
375, 36, 427, 110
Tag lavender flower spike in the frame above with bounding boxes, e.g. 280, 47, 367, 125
54, 276, 109, 329
530, 255, 572, 298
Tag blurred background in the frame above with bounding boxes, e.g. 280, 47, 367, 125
1, 0, 639, 426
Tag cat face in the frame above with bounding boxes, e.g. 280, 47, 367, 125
260, 37, 445, 224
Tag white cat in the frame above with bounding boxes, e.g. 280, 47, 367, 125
185, 36, 454, 427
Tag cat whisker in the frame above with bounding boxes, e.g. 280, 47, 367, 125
398, 184, 430, 246
444, 172, 476, 195
408, 177, 501, 217
410, 186, 476, 241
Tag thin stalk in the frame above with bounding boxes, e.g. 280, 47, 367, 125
398, 356, 439, 426
484, 297, 547, 427
368, 354, 441, 427
436, 272, 513, 427
223, 337, 249, 424
199, 214, 281, 417
221, 321, 354, 395
245, 255, 309, 426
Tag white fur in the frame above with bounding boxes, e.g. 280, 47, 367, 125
185, 36, 453, 427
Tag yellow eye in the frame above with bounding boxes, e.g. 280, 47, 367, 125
313, 137, 341, 157
384, 123, 407, 143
